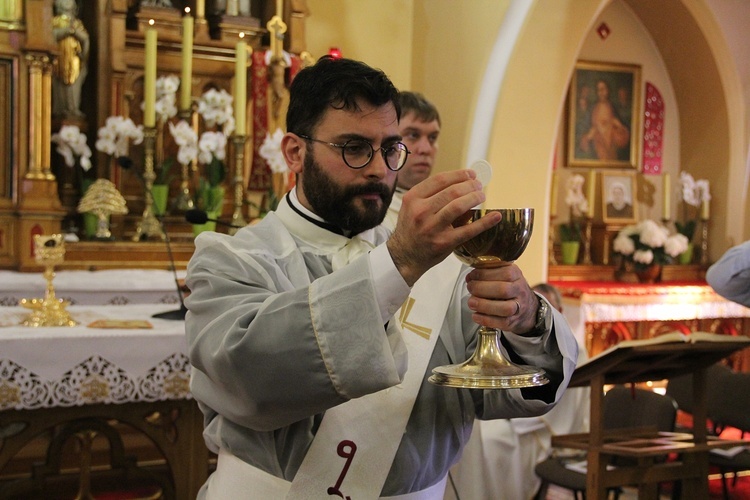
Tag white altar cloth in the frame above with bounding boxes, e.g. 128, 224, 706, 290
0, 269, 186, 306
0, 304, 190, 411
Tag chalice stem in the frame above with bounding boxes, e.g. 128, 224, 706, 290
44, 266, 56, 300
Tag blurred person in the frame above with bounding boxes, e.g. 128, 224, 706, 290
707, 239, 750, 307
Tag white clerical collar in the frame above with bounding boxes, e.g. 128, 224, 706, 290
276, 188, 377, 244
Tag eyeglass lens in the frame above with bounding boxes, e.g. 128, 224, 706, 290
342, 140, 408, 171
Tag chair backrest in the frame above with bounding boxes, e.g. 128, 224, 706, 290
602, 386, 677, 433
709, 367, 750, 433
665, 363, 733, 417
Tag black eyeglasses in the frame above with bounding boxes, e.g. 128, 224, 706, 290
298, 135, 410, 171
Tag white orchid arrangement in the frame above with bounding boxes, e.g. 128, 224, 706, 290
676, 172, 711, 241
613, 219, 689, 270
168, 120, 198, 167
259, 128, 288, 174
192, 130, 227, 213
559, 174, 590, 243
137, 75, 179, 123
196, 88, 235, 136
51, 125, 92, 171
564, 174, 590, 217
95, 116, 144, 158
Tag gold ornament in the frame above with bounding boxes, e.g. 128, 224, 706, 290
20, 234, 78, 327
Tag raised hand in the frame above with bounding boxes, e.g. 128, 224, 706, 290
387, 170, 502, 286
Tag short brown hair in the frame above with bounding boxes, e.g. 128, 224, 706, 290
398, 91, 440, 126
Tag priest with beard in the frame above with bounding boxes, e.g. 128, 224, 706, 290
184, 56, 578, 499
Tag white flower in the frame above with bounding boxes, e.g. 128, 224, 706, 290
564, 174, 589, 217
638, 219, 668, 248
664, 233, 689, 257
169, 120, 198, 166
615, 219, 688, 266
613, 233, 635, 255
259, 128, 288, 174
633, 249, 654, 265
154, 95, 178, 122
141, 75, 180, 122
96, 116, 144, 157
156, 75, 180, 97
198, 131, 227, 164
197, 88, 235, 135
51, 125, 92, 171
680, 171, 711, 207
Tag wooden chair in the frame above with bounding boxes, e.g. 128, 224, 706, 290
707, 368, 750, 500
534, 386, 677, 500
665, 362, 732, 434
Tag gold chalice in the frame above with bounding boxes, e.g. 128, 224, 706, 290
428, 208, 549, 389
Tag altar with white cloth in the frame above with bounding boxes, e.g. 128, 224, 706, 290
0, 303, 207, 498
0, 269, 185, 307
551, 281, 750, 366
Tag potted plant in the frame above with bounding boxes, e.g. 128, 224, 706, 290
558, 174, 590, 265
94, 116, 144, 239
613, 220, 689, 283
192, 130, 227, 235
151, 158, 174, 217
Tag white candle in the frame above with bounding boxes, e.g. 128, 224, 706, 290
662, 173, 671, 220
234, 33, 247, 136
701, 199, 710, 219
587, 170, 596, 218
143, 20, 157, 128
550, 171, 558, 218
180, 8, 194, 112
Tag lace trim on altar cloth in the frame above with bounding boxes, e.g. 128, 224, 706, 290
0, 353, 191, 411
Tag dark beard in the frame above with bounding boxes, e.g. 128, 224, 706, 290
301, 152, 394, 235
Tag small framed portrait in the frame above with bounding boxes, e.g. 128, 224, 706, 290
601, 171, 638, 224
567, 60, 641, 169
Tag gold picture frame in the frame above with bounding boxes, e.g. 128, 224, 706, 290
567, 60, 641, 169
601, 171, 638, 224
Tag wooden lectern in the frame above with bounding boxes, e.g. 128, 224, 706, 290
551, 333, 750, 499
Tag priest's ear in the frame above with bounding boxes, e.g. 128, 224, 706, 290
281, 133, 306, 175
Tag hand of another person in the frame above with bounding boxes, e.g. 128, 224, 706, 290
465, 264, 539, 335
387, 170, 502, 286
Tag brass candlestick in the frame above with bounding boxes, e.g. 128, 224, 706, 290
230, 134, 248, 235
175, 108, 195, 211
20, 234, 77, 327
700, 217, 709, 266
582, 216, 593, 265
132, 127, 163, 241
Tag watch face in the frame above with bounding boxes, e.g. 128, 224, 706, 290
536, 296, 548, 329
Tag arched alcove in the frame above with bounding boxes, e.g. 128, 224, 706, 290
479, 0, 744, 283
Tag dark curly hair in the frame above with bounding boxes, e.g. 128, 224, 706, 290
286, 56, 401, 137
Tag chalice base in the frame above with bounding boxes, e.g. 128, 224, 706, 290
20, 296, 78, 327
428, 327, 549, 389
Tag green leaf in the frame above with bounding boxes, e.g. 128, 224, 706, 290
207, 157, 226, 187
675, 220, 696, 240
154, 158, 175, 185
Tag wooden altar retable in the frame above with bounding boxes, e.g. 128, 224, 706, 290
551, 335, 750, 499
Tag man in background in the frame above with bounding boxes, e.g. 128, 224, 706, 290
383, 91, 441, 230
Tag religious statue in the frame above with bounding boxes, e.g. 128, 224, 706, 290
52, 0, 89, 118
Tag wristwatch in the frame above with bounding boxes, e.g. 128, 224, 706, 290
531, 294, 551, 336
